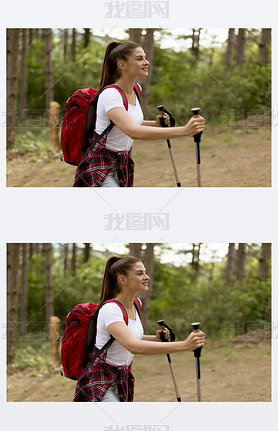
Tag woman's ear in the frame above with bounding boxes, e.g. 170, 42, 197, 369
117, 274, 126, 286
117, 60, 126, 72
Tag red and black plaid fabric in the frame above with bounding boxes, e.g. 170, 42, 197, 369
73, 347, 135, 402
73, 132, 134, 187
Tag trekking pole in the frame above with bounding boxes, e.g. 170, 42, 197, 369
191, 322, 203, 402
157, 319, 181, 402
157, 105, 181, 187
191, 108, 203, 187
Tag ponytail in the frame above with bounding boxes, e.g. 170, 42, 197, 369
99, 255, 141, 304
99, 40, 141, 90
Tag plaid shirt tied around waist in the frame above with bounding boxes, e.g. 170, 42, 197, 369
73, 132, 135, 187
73, 347, 135, 402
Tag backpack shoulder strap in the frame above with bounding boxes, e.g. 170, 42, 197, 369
134, 297, 141, 317
102, 84, 128, 110
134, 82, 141, 103
105, 299, 129, 325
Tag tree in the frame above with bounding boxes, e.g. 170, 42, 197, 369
236, 28, 246, 66
43, 243, 54, 337
63, 28, 69, 60
258, 28, 271, 64
236, 243, 246, 281
43, 29, 54, 124
129, 243, 142, 259
191, 28, 202, 60
6, 29, 20, 149
84, 243, 91, 263
7, 243, 20, 362
63, 243, 69, 276
83, 28, 91, 48
20, 244, 28, 337
191, 243, 201, 274
19, 29, 28, 124
71, 28, 76, 62
139, 243, 155, 332
258, 243, 271, 279
71, 243, 77, 276
140, 29, 155, 118
225, 28, 235, 70
129, 28, 142, 44
225, 243, 236, 285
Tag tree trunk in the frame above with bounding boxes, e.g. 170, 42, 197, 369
63, 28, 69, 60
71, 243, 77, 276
64, 243, 69, 276
43, 29, 54, 125
84, 243, 91, 263
225, 28, 235, 70
236, 28, 246, 66
71, 28, 76, 62
129, 28, 142, 44
191, 243, 201, 273
258, 243, 271, 279
236, 243, 246, 281
20, 244, 28, 337
129, 243, 142, 259
7, 243, 20, 362
43, 243, 54, 338
6, 29, 20, 149
258, 28, 271, 64
20, 29, 28, 124
140, 28, 155, 118
83, 28, 91, 48
191, 28, 201, 60
225, 243, 235, 285
138, 243, 155, 333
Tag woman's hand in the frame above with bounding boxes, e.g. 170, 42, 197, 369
184, 115, 205, 136
155, 113, 170, 127
155, 328, 170, 342
183, 330, 205, 351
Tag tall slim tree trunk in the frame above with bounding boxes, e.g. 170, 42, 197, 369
225, 243, 235, 285
64, 243, 69, 276
83, 28, 91, 48
63, 28, 69, 60
43, 243, 54, 338
225, 28, 235, 70
71, 243, 77, 276
191, 243, 201, 273
191, 28, 201, 60
43, 29, 54, 125
236, 243, 246, 281
258, 28, 271, 64
84, 243, 91, 263
137, 243, 155, 333
258, 243, 271, 279
140, 28, 155, 118
129, 243, 142, 259
129, 28, 142, 44
7, 243, 20, 362
236, 28, 246, 66
20, 29, 28, 124
20, 243, 28, 337
7, 29, 20, 149
71, 28, 76, 62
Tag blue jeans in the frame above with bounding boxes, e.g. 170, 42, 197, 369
101, 381, 120, 402
101, 166, 120, 187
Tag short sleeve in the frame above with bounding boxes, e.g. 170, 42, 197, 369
98, 302, 125, 328
98, 88, 125, 113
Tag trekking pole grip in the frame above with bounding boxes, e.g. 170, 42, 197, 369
191, 107, 202, 145
191, 322, 203, 358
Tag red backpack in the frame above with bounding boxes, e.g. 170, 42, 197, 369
60, 83, 141, 166
60, 298, 141, 380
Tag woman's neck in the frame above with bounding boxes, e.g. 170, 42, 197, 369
114, 78, 136, 96
114, 292, 136, 311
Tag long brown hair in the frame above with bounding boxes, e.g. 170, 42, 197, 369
99, 255, 141, 304
99, 40, 141, 90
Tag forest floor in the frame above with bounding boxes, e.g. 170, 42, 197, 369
6, 122, 271, 187
7, 333, 271, 402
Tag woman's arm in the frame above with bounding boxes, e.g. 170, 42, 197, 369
107, 107, 204, 141
107, 321, 204, 355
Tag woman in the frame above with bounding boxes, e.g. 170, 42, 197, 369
73, 40, 205, 187
73, 255, 205, 402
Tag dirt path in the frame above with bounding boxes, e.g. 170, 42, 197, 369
7, 339, 271, 402
6, 126, 271, 187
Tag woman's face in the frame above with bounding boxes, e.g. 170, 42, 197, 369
120, 47, 149, 78
120, 261, 149, 292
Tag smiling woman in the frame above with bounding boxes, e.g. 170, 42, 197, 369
73, 40, 205, 187
73, 255, 205, 402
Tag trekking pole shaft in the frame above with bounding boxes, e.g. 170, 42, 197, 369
191, 108, 202, 187
191, 322, 202, 402
167, 353, 181, 402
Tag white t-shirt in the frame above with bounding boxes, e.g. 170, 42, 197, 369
95, 301, 144, 366
95, 86, 143, 152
